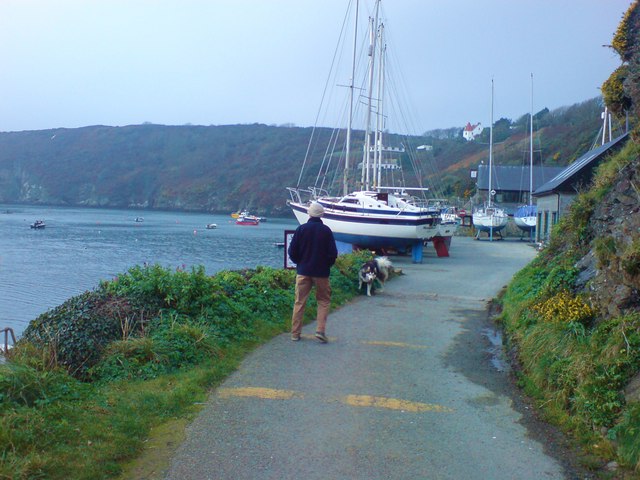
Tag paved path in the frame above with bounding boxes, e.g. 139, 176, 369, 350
165, 237, 568, 480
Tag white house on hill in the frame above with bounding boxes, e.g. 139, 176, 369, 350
463, 122, 483, 141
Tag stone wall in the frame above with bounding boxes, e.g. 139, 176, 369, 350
579, 158, 640, 319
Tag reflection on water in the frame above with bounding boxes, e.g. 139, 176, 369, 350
0, 205, 297, 337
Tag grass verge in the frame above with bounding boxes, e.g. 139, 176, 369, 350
1, 250, 373, 479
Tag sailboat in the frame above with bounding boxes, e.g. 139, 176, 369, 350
286, 0, 440, 259
472, 79, 509, 240
513, 73, 537, 240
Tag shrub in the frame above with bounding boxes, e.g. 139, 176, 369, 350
91, 316, 220, 382
103, 264, 214, 315
0, 363, 83, 409
612, 402, 640, 470
594, 236, 619, 269
152, 317, 219, 370
247, 266, 296, 290
540, 265, 580, 299
602, 66, 631, 119
1, 252, 368, 478
20, 291, 149, 379
90, 337, 163, 382
567, 193, 596, 244
532, 290, 595, 326
621, 239, 640, 278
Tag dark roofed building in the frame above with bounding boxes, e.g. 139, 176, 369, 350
475, 164, 565, 213
532, 132, 629, 242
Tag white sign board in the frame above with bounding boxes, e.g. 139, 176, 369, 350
284, 230, 296, 270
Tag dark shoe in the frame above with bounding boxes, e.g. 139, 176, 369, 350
315, 332, 328, 343
291, 334, 300, 341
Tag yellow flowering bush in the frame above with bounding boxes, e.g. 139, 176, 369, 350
532, 290, 595, 325
612, 2, 638, 61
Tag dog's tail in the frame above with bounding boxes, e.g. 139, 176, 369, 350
375, 256, 392, 269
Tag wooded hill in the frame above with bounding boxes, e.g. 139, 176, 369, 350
0, 97, 617, 216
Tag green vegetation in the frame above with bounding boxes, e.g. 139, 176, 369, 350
501, 272, 640, 468
604, 1, 640, 130
0, 250, 373, 479
500, 3, 640, 456
0, 95, 614, 215
498, 137, 640, 472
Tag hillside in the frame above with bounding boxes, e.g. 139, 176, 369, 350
498, 3, 640, 474
0, 97, 614, 215
499, 138, 640, 475
0, 124, 319, 216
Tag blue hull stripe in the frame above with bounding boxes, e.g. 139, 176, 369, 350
332, 232, 420, 250
291, 203, 438, 227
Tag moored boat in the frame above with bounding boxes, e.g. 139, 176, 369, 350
30, 220, 45, 229
236, 215, 259, 226
206, 223, 218, 229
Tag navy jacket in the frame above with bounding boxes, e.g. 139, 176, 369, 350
288, 217, 337, 277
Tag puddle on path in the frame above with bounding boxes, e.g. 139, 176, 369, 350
482, 327, 511, 373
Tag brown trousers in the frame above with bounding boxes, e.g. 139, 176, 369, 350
291, 275, 331, 336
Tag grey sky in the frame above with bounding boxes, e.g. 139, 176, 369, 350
0, 0, 631, 134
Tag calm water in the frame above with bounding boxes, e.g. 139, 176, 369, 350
0, 204, 297, 338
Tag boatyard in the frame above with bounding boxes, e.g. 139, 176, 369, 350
158, 237, 584, 480
0, 1, 635, 477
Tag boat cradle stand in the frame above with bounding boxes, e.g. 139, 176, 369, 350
431, 236, 451, 258
412, 242, 424, 263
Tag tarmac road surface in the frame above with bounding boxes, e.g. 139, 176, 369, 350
165, 236, 571, 480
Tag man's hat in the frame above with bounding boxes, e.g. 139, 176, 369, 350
307, 202, 325, 217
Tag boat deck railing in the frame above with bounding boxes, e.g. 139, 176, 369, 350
287, 187, 330, 205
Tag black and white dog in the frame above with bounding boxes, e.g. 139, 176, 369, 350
358, 256, 393, 296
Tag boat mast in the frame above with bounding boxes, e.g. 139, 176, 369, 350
529, 73, 534, 204
343, 0, 359, 197
488, 78, 494, 208
361, 0, 380, 191
375, 25, 386, 190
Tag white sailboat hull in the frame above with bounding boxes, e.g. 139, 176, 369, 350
513, 215, 536, 231
513, 204, 537, 232
472, 209, 509, 232
290, 201, 440, 250
436, 221, 458, 238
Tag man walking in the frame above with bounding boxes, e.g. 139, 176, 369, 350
288, 202, 338, 343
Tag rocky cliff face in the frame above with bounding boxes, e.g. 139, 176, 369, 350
577, 157, 640, 319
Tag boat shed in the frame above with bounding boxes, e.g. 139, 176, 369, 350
532, 132, 630, 242
475, 164, 565, 212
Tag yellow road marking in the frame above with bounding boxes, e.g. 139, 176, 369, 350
363, 341, 428, 349
217, 388, 452, 413
342, 395, 452, 413
217, 387, 303, 400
